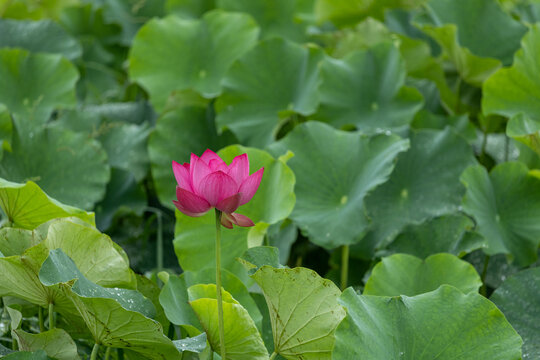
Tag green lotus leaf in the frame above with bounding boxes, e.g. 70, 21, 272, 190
269, 121, 409, 249
39, 249, 183, 359
0, 127, 110, 210
363, 128, 477, 252
174, 146, 294, 280
0, 0, 78, 20
166, 0, 216, 18
334, 285, 522, 359
483, 25, 540, 155
148, 105, 236, 209
491, 267, 540, 360
187, 284, 268, 359
129, 11, 259, 110
239, 246, 282, 274
0, 19, 81, 60
172, 333, 208, 354
13, 328, 78, 360
0, 104, 12, 158
315, 43, 423, 132
159, 273, 203, 331
364, 253, 482, 296
43, 219, 135, 288
217, 0, 311, 42
419, 0, 526, 66
251, 266, 346, 359
412, 111, 477, 143
461, 162, 540, 266
0, 49, 78, 127
215, 37, 324, 147
0, 178, 94, 230
98, 122, 151, 181
384, 214, 485, 258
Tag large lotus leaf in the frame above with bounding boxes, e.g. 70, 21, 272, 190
314, 0, 426, 26
506, 114, 540, 156
334, 285, 522, 359
0, 127, 110, 210
217, 0, 311, 42
483, 25, 540, 154
491, 267, 540, 359
98, 122, 151, 181
315, 43, 423, 132
148, 104, 236, 209
0, 227, 39, 256
252, 266, 346, 359
0, 178, 94, 230
129, 11, 259, 110
419, 0, 526, 66
384, 214, 485, 258
364, 253, 482, 296
39, 249, 184, 359
2, 351, 50, 360
174, 146, 294, 279
0, 49, 78, 127
215, 37, 324, 147
159, 273, 202, 331
13, 328, 78, 360
461, 162, 540, 266
43, 219, 135, 288
269, 121, 409, 249
363, 128, 477, 251
0, 19, 81, 60
187, 284, 268, 359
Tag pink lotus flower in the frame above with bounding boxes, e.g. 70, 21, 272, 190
172, 149, 264, 228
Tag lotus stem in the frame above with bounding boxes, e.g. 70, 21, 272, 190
269, 351, 277, 360
341, 245, 349, 291
48, 303, 55, 329
215, 209, 226, 359
38, 306, 45, 332
90, 343, 100, 360
104, 346, 111, 360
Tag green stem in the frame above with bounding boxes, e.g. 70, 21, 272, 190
269, 352, 278, 360
11, 336, 16, 351
38, 306, 45, 332
156, 211, 163, 275
480, 255, 490, 297
48, 303, 55, 329
90, 344, 100, 360
215, 209, 226, 360
104, 347, 111, 360
340, 245, 349, 291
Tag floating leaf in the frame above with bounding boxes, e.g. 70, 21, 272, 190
385, 214, 485, 258
215, 37, 324, 147
461, 162, 540, 266
364, 253, 482, 296
251, 266, 345, 359
0, 49, 78, 127
334, 285, 522, 359
0, 127, 110, 210
491, 267, 540, 360
483, 25, 540, 155
129, 11, 259, 110
13, 328, 78, 360
148, 105, 236, 208
0, 178, 94, 230
315, 43, 423, 132
270, 121, 409, 249
188, 284, 268, 359
0, 19, 82, 60
40, 249, 182, 359
363, 128, 477, 251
